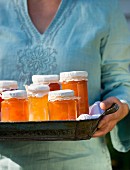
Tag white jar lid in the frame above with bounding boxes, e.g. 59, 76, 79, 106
32, 75, 59, 84
60, 71, 88, 82
2, 90, 27, 99
27, 84, 50, 93
0, 80, 18, 92
26, 84, 49, 97
48, 89, 74, 101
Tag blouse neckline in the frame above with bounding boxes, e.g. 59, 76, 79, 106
20, 0, 66, 41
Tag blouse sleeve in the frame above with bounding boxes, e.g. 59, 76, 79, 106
101, 1, 130, 152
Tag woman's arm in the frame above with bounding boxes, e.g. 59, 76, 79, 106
93, 0, 130, 152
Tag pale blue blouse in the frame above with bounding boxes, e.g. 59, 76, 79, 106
0, 0, 130, 169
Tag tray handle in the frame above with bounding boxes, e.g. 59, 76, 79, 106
101, 103, 119, 117
91, 103, 119, 137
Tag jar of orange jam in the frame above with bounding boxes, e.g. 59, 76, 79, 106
48, 89, 78, 120
27, 84, 50, 121
0, 80, 18, 120
1, 90, 28, 122
32, 75, 60, 91
60, 71, 89, 117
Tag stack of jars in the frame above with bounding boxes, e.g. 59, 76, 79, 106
0, 71, 89, 122
0, 80, 20, 121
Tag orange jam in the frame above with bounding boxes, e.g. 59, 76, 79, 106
1, 90, 28, 122
32, 75, 60, 91
48, 90, 78, 120
27, 84, 50, 121
60, 71, 89, 117
0, 80, 18, 120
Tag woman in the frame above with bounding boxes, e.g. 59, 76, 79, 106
0, 0, 130, 169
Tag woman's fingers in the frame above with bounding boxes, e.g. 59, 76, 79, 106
93, 115, 116, 137
100, 97, 120, 110
92, 97, 129, 138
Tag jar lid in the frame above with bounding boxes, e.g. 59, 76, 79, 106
2, 90, 27, 99
32, 75, 59, 84
60, 71, 88, 82
48, 89, 75, 101
0, 80, 18, 92
26, 84, 49, 97
27, 84, 50, 93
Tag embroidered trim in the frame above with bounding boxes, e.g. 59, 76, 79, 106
14, 0, 33, 45
14, 0, 77, 46
16, 46, 57, 85
45, 1, 77, 46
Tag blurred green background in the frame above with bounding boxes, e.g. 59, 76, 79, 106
107, 134, 130, 170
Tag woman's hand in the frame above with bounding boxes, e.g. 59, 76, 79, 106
93, 97, 129, 137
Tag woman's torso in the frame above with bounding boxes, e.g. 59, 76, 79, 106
0, 0, 113, 169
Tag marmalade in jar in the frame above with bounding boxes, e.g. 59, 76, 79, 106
1, 90, 28, 122
0, 80, 18, 117
27, 84, 50, 121
60, 71, 89, 117
48, 90, 77, 120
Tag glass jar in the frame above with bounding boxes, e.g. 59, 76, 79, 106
32, 75, 60, 91
1, 90, 29, 122
0, 80, 18, 119
60, 71, 89, 117
48, 89, 78, 120
27, 84, 50, 121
